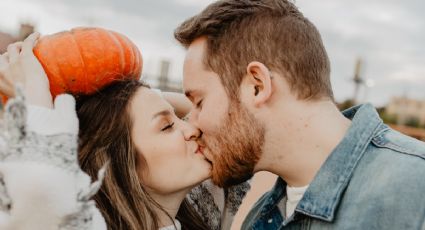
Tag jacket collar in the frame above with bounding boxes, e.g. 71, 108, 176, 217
258, 104, 389, 222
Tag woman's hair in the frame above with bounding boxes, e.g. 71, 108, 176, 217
76, 79, 209, 230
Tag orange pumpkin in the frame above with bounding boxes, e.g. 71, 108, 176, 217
2, 27, 142, 102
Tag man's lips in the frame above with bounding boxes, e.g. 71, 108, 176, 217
199, 146, 214, 164
195, 146, 204, 155
196, 145, 213, 162
198, 146, 204, 154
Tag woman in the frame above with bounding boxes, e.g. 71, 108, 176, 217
0, 33, 248, 229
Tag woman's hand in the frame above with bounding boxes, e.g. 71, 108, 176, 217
0, 32, 53, 108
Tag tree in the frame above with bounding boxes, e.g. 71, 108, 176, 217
404, 116, 420, 128
380, 113, 398, 125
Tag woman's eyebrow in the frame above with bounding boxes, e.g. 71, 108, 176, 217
152, 110, 172, 120
152, 107, 178, 120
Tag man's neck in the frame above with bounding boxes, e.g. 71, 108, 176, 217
256, 100, 351, 187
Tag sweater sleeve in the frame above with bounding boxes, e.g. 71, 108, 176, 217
0, 89, 106, 230
186, 180, 250, 230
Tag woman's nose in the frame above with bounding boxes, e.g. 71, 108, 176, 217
182, 121, 201, 141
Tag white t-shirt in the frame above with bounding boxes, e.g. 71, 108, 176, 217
278, 184, 309, 218
286, 185, 309, 218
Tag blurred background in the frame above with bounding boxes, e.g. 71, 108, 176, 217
1, 0, 424, 229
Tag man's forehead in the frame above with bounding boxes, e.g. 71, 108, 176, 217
182, 70, 207, 96
183, 66, 222, 100
184, 38, 207, 70
187, 37, 207, 54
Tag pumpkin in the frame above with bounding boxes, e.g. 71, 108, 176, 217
2, 27, 142, 102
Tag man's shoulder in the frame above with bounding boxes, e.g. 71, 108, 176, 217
340, 129, 425, 229
364, 127, 425, 181
348, 128, 425, 207
364, 127, 425, 176
371, 127, 425, 161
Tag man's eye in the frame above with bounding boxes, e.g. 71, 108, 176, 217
182, 114, 190, 121
196, 99, 203, 108
161, 122, 174, 131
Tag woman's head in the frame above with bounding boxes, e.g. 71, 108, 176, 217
76, 79, 210, 229
128, 85, 211, 194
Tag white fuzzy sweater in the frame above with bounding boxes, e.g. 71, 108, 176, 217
0, 90, 107, 230
0, 89, 250, 230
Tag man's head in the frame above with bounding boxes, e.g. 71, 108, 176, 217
176, 0, 333, 187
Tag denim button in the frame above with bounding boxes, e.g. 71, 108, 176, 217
268, 218, 273, 224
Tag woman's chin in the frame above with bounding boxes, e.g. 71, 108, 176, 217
196, 162, 213, 182
183, 155, 213, 186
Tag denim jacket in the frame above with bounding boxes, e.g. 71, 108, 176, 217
242, 104, 425, 230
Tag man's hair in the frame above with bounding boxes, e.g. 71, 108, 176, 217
175, 0, 333, 100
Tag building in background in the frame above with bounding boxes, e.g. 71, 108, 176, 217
143, 59, 182, 93
384, 97, 425, 141
386, 97, 425, 127
155, 60, 182, 92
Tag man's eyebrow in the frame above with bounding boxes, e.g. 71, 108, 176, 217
184, 89, 196, 100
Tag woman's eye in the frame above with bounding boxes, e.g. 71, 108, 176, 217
161, 122, 175, 131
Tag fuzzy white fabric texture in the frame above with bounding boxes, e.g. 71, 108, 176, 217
0, 90, 106, 230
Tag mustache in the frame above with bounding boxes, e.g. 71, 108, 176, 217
196, 135, 207, 147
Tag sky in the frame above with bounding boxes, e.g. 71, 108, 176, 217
0, 0, 424, 106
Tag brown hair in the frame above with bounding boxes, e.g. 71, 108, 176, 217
76, 79, 208, 230
175, 0, 333, 101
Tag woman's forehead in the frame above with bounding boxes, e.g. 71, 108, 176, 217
130, 88, 173, 119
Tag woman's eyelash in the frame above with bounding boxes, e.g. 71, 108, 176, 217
161, 122, 174, 131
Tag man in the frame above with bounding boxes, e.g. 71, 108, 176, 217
174, 0, 425, 229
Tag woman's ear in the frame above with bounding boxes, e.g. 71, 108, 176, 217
245, 61, 273, 107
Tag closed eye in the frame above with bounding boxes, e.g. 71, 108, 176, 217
161, 122, 175, 131
196, 99, 203, 109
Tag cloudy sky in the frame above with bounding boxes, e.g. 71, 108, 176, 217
1, 0, 424, 106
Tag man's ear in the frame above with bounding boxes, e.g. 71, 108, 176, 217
245, 61, 273, 107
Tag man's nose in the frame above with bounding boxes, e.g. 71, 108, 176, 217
187, 109, 200, 127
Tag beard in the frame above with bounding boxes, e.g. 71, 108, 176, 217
200, 102, 265, 188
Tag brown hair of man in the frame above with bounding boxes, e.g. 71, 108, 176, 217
76, 79, 209, 230
175, 0, 333, 101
